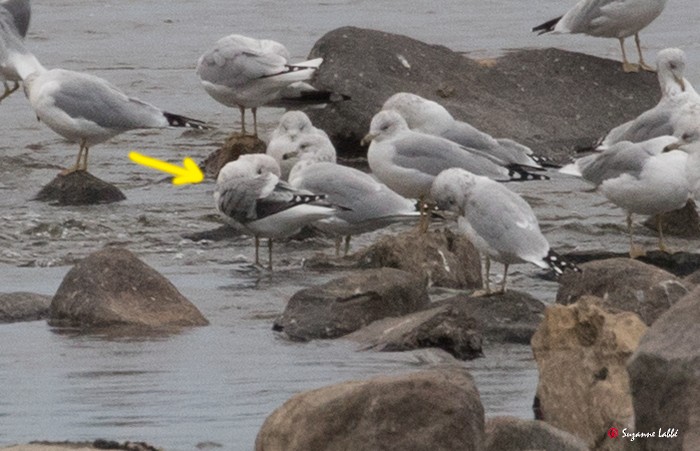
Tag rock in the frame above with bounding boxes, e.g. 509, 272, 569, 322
182, 224, 242, 242
627, 286, 700, 451
564, 250, 700, 278
434, 291, 546, 344
306, 27, 658, 159
273, 268, 429, 341
0, 441, 161, 451
34, 171, 126, 206
201, 134, 267, 179
346, 300, 483, 360
0, 292, 51, 323
49, 247, 209, 329
644, 199, 700, 238
556, 258, 688, 325
356, 228, 482, 289
255, 368, 484, 451
484, 416, 588, 451
531, 296, 647, 450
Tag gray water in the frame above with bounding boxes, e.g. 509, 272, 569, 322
1, 1, 699, 449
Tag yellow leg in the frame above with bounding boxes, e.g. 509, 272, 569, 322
252, 107, 258, 137
0, 81, 20, 102
657, 216, 668, 253
344, 235, 351, 256
484, 255, 491, 295
499, 263, 509, 294
238, 106, 246, 135
267, 238, 273, 271
254, 236, 260, 266
635, 33, 655, 72
627, 214, 645, 258
334, 237, 342, 256
619, 38, 639, 73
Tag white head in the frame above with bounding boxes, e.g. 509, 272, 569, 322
273, 111, 315, 140
362, 110, 410, 145
216, 153, 281, 185
381, 92, 454, 134
656, 48, 688, 94
286, 134, 337, 184
430, 168, 478, 215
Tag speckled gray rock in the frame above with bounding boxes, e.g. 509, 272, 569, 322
255, 368, 485, 451
306, 26, 658, 160
273, 268, 429, 341
35, 171, 126, 206
0, 292, 51, 323
49, 247, 208, 329
485, 416, 588, 451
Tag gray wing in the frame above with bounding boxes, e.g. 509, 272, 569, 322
196, 37, 287, 88
580, 139, 667, 184
391, 133, 509, 180
0, 0, 30, 38
50, 70, 165, 130
560, 0, 610, 33
605, 107, 674, 145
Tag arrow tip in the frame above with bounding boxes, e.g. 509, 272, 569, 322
172, 158, 204, 185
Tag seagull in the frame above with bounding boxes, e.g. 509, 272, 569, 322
0, 0, 43, 101
266, 110, 329, 180
561, 135, 690, 256
196, 34, 324, 137
597, 48, 700, 149
362, 110, 547, 230
382, 92, 550, 169
214, 153, 338, 269
23, 68, 209, 172
431, 168, 579, 294
287, 133, 419, 255
532, 0, 668, 73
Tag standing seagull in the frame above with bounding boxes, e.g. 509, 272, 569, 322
196, 34, 324, 137
214, 153, 338, 269
431, 168, 579, 294
23, 69, 209, 172
0, 0, 43, 101
532, 0, 668, 73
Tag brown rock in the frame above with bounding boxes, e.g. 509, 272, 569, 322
356, 228, 482, 289
556, 258, 688, 325
273, 268, 429, 341
49, 247, 208, 329
627, 286, 700, 451
0, 292, 51, 323
255, 368, 485, 451
485, 416, 588, 451
643, 199, 700, 238
35, 171, 125, 206
306, 27, 659, 159
531, 296, 647, 450
201, 134, 267, 179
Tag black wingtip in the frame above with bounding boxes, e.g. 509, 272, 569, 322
506, 166, 551, 182
530, 155, 562, 169
163, 112, 211, 130
544, 249, 580, 277
532, 16, 562, 34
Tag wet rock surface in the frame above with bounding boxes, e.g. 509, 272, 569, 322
564, 250, 700, 278
35, 171, 126, 206
0, 292, 51, 323
200, 133, 267, 179
0, 441, 161, 451
531, 296, 647, 450
273, 268, 429, 341
643, 199, 700, 239
556, 258, 689, 325
49, 247, 209, 329
306, 26, 659, 159
484, 416, 588, 451
627, 286, 700, 451
255, 368, 484, 451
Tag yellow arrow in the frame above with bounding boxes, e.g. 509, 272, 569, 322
129, 151, 203, 185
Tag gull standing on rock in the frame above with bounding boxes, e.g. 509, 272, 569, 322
23, 69, 209, 172
287, 133, 419, 255
382, 92, 550, 169
214, 153, 338, 269
266, 110, 329, 180
532, 0, 668, 72
196, 34, 325, 137
431, 168, 579, 294
0, 0, 43, 101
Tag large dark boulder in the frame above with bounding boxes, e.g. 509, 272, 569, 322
49, 247, 208, 329
306, 27, 658, 159
627, 287, 700, 451
255, 368, 485, 451
485, 417, 587, 451
273, 268, 429, 341
35, 171, 126, 205
0, 292, 51, 323
557, 258, 688, 325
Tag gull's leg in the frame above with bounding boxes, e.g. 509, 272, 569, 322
334, 237, 342, 256
81, 145, 90, 171
657, 216, 668, 253
635, 33, 655, 72
254, 236, 260, 266
619, 38, 639, 73
484, 255, 491, 295
627, 213, 645, 258
267, 238, 273, 271
0, 81, 20, 102
252, 107, 258, 137
499, 263, 509, 294
238, 106, 246, 135
344, 235, 351, 256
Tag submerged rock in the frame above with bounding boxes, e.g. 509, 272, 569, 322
306, 26, 658, 159
484, 416, 588, 451
557, 258, 688, 325
531, 296, 647, 450
49, 247, 209, 329
627, 286, 700, 451
255, 368, 484, 451
273, 268, 429, 341
201, 133, 267, 179
35, 171, 126, 206
0, 292, 51, 323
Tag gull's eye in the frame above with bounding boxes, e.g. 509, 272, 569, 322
257, 168, 263, 174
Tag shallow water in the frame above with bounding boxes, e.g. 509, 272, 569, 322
1, 1, 699, 449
